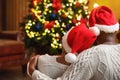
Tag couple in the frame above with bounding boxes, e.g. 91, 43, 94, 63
28, 6, 120, 80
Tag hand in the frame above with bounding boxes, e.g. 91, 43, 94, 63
28, 55, 40, 76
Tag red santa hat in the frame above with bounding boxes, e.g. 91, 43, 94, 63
89, 6, 119, 36
62, 23, 97, 63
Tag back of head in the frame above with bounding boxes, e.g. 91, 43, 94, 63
62, 23, 97, 63
89, 6, 119, 36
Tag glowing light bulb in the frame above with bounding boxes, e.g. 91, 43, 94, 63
68, 0, 74, 3
94, 3, 99, 8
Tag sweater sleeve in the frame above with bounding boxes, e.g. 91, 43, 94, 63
32, 70, 62, 80
32, 70, 53, 80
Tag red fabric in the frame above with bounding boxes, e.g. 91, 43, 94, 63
67, 23, 97, 53
89, 6, 117, 27
75, 2, 81, 7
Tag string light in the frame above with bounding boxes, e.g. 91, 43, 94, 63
94, 3, 99, 8
23, 0, 89, 54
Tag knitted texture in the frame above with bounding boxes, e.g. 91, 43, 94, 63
32, 44, 120, 80
37, 54, 68, 79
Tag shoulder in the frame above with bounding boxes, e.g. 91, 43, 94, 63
78, 44, 120, 59
77, 45, 105, 59
39, 54, 56, 59
29, 55, 40, 61
38, 54, 57, 63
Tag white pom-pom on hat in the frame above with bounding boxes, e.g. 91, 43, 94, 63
65, 53, 77, 63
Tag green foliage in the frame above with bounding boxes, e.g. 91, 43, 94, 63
21, 0, 89, 55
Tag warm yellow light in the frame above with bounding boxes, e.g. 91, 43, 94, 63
66, 3, 69, 6
59, 44, 62, 48
53, 40, 57, 44
25, 25, 30, 29
62, 23, 66, 27
60, 28, 63, 31
30, 31, 35, 38
62, 4, 65, 8
55, 20, 59, 26
56, 33, 59, 37
26, 30, 29, 33
42, 32, 46, 36
68, 15, 72, 19
45, 29, 50, 33
33, 1, 37, 6
51, 28, 55, 33
77, 16, 81, 21
35, 32, 40, 36
69, 20, 72, 23
51, 43, 55, 48
93, 3, 99, 8
49, 10, 52, 13
68, 0, 74, 3
44, 0, 47, 3
32, 22, 35, 25
78, 0, 86, 3
69, 3, 72, 6
37, 37, 41, 40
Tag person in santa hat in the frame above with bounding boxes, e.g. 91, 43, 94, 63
27, 23, 97, 79
27, 6, 120, 80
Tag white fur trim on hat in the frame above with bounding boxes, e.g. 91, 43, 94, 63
65, 53, 77, 63
96, 23, 119, 33
62, 27, 74, 53
89, 26, 100, 36
90, 23, 119, 36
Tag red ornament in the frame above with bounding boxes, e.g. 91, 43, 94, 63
44, 21, 55, 30
72, 19, 77, 25
52, 0, 62, 13
53, 10, 57, 14
75, 2, 81, 7
62, 14, 67, 18
57, 35, 61, 39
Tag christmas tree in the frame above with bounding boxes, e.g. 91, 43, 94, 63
21, 0, 90, 55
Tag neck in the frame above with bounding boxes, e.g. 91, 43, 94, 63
96, 32, 119, 45
103, 41, 118, 44
56, 55, 70, 66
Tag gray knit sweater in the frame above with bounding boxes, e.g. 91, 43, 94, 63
32, 44, 120, 80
